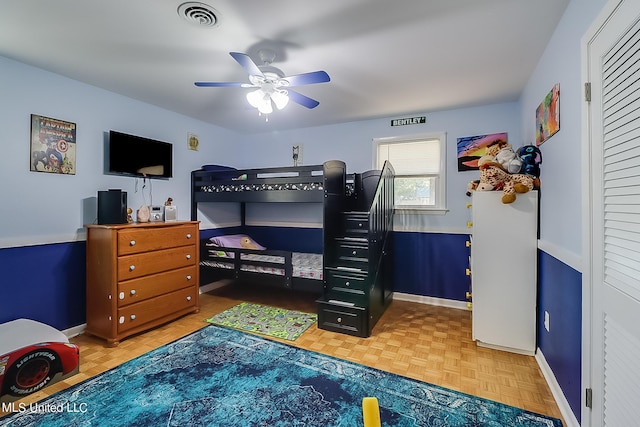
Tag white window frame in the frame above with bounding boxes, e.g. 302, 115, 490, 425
373, 132, 447, 214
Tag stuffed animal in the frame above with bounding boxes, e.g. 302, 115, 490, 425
518, 145, 542, 178
478, 162, 536, 204
240, 236, 261, 250
466, 179, 480, 197
494, 144, 523, 174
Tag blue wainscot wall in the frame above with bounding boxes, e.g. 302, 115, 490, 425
1, 242, 86, 330
538, 251, 582, 423
393, 231, 470, 301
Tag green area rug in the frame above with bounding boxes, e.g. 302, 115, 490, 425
205, 302, 317, 341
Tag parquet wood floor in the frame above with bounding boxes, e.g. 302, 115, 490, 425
1, 283, 565, 425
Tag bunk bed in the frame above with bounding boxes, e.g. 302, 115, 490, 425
191, 160, 395, 337
191, 161, 346, 293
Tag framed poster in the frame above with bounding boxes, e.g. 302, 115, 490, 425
456, 132, 508, 171
536, 83, 560, 145
30, 114, 77, 174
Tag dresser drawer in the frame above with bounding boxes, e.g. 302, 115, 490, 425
343, 214, 369, 237
317, 300, 367, 337
325, 267, 368, 291
117, 287, 197, 333
117, 265, 197, 306
118, 224, 197, 255
118, 245, 197, 280
336, 241, 368, 260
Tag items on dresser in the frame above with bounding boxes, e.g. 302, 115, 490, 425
85, 221, 200, 347
97, 189, 127, 224
468, 191, 538, 355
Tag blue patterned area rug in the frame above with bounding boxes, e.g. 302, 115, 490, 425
0, 326, 562, 426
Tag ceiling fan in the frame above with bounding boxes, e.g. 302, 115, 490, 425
195, 49, 330, 116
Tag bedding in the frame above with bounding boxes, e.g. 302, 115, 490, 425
201, 252, 323, 280
202, 234, 323, 280
209, 234, 266, 250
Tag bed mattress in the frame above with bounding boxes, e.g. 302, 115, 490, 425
201, 252, 323, 280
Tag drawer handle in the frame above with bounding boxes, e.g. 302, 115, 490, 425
337, 317, 342, 323
129, 240, 136, 246
187, 296, 192, 301
352, 250, 357, 256
119, 316, 124, 324
130, 289, 136, 295
130, 314, 136, 320
345, 281, 350, 286
186, 233, 192, 239
129, 265, 135, 272
186, 254, 191, 260
358, 223, 363, 227
119, 292, 124, 300
186, 275, 192, 280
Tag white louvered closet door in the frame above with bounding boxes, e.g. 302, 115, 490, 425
585, 0, 640, 425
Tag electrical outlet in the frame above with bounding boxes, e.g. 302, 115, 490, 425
292, 144, 303, 166
544, 310, 550, 332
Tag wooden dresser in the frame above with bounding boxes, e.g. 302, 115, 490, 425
85, 221, 200, 346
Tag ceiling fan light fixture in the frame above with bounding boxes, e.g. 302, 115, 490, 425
246, 89, 264, 109
271, 90, 289, 110
246, 89, 273, 114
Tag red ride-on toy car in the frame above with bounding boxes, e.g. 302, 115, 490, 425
0, 319, 80, 402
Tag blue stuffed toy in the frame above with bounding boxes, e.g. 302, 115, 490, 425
517, 145, 542, 178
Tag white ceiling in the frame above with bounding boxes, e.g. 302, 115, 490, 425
0, 0, 569, 134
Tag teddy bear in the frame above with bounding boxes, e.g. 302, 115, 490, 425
494, 144, 523, 174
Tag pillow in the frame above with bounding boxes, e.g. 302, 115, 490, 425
201, 165, 239, 180
209, 234, 266, 250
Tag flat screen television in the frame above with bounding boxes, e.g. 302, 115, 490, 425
107, 130, 173, 178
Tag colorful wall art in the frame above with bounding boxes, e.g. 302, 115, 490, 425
456, 132, 508, 171
536, 83, 560, 145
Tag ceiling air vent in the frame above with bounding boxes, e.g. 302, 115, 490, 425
178, 2, 220, 28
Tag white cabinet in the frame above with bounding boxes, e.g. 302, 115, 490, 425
470, 191, 538, 355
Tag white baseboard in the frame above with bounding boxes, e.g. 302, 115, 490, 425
199, 279, 233, 294
393, 292, 469, 311
63, 323, 85, 339
535, 349, 580, 427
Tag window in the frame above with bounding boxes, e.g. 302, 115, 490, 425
374, 132, 446, 212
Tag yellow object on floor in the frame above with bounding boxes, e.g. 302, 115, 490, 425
362, 397, 381, 427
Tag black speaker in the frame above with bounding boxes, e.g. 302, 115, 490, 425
98, 189, 127, 224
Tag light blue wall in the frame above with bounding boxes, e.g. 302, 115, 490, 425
519, 0, 607, 262
0, 56, 239, 248
235, 102, 521, 233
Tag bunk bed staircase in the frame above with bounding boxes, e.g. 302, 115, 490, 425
317, 161, 395, 337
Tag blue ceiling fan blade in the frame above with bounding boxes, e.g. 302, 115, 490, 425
285, 71, 330, 86
287, 89, 320, 109
230, 52, 264, 77
194, 81, 246, 87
